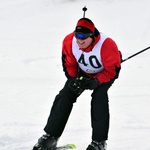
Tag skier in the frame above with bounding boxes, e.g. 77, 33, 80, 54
33, 17, 121, 150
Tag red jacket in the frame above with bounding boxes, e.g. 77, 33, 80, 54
62, 32, 121, 83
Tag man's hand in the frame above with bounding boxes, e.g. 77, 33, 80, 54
75, 76, 99, 90
68, 78, 84, 95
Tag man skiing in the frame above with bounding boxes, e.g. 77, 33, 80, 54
33, 11, 121, 150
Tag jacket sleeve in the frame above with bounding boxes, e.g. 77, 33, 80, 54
62, 33, 78, 79
95, 38, 121, 83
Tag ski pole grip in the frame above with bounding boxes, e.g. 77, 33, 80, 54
82, 6, 87, 18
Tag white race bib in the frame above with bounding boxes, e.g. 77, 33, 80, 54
72, 33, 107, 74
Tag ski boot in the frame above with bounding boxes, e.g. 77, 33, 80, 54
33, 133, 59, 150
86, 140, 107, 150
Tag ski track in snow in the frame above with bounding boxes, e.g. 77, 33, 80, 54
0, 0, 150, 149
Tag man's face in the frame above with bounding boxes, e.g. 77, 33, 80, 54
76, 37, 93, 49
74, 32, 93, 49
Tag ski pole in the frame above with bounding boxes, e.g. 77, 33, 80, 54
122, 46, 150, 63
82, 6, 87, 18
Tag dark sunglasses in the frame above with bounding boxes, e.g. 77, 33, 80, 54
74, 32, 93, 40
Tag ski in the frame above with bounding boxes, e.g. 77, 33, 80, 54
56, 144, 76, 150
31, 144, 76, 150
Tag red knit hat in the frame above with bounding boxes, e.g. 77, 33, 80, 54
75, 18, 95, 33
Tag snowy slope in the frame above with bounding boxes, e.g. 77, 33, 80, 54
0, 0, 150, 150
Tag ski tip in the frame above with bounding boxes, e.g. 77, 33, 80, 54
67, 144, 76, 149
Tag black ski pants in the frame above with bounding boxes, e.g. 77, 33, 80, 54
44, 79, 114, 142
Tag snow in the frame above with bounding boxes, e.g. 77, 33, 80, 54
0, 0, 150, 149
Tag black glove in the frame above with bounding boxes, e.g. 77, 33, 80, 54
75, 76, 99, 90
68, 78, 84, 95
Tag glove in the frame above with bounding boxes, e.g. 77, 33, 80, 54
68, 78, 84, 95
75, 76, 99, 90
